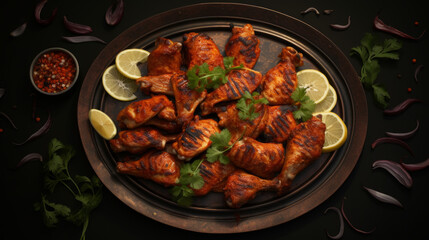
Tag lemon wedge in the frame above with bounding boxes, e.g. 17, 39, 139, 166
314, 85, 337, 113
115, 48, 150, 79
314, 112, 347, 153
297, 69, 330, 104
88, 109, 117, 140
102, 65, 138, 101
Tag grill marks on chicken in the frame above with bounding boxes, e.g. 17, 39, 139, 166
193, 160, 236, 196
225, 24, 261, 69
200, 68, 263, 115
172, 116, 220, 160
116, 151, 180, 187
263, 105, 297, 143
117, 95, 176, 129
183, 32, 224, 71
136, 74, 174, 96
227, 137, 285, 179
147, 37, 182, 76
261, 46, 304, 105
109, 127, 178, 154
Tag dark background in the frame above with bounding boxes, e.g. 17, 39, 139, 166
1, 0, 428, 239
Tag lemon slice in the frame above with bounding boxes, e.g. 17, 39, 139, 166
314, 85, 337, 113
88, 109, 117, 140
102, 65, 138, 101
314, 112, 347, 153
297, 69, 330, 104
115, 48, 150, 79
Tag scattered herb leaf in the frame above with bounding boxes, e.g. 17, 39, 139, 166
291, 87, 315, 122
170, 159, 204, 206
236, 91, 269, 121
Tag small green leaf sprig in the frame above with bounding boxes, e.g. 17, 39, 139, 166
236, 91, 269, 121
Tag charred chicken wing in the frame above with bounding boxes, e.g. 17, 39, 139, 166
193, 160, 236, 196
147, 37, 182, 76
263, 105, 297, 143
116, 150, 180, 187
136, 74, 174, 96
109, 127, 178, 154
183, 32, 224, 71
261, 46, 304, 105
225, 24, 261, 69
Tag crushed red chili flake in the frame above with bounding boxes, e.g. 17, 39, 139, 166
0, 128, 3, 133
412, 58, 417, 63
407, 88, 412, 92
35, 117, 41, 122
414, 21, 419, 26
32, 50, 76, 93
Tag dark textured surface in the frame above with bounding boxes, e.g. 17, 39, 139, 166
2, 0, 428, 239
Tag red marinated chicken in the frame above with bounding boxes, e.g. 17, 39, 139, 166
225, 24, 261, 69
263, 105, 297, 143
116, 151, 180, 187
136, 74, 174, 96
193, 160, 236, 196
261, 46, 304, 105
172, 116, 220, 160
227, 137, 285, 179
117, 95, 176, 129
200, 68, 263, 115
109, 127, 178, 154
276, 116, 326, 195
183, 32, 224, 71
147, 37, 182, 76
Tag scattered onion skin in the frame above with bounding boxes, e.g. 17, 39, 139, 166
371, 137, 414, 156
341, 199, 375, 234
10, 22, 27, 37
12, 112, 51, 146
35, 0, 57, 25
0, 112, 18, 130
372, 160, 413, 188
363, 186, 403, 208
401, 158, 429, 172
414, 65, 423, 83
16, 153, 43, 168
63, 16, 93, 34
385, 120, 419, 139
105, 0, 124, 26
330, 16, 351, 30
62, 36, 107, 44
301, 7, 320, 15
324, 207, 344, 239
383, 98, 423, 116
374, 15, 426, 40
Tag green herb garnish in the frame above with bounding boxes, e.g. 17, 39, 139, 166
350, 33, 402, 108
170, 159, 205, 206
291, 87, 316, 122
187, 56, 244, 92
206, 128, 246, 164
236, 91, 269, 121
34, 138, 103, 240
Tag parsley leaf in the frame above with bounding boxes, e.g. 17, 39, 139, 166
350, 33, 402, 108
291, 87, 315, 122
170, 159, 204, 206
187, 57, 244, 92
236, 91, 269, 121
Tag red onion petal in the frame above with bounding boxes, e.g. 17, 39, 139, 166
383, 98, 423, 115
414, 64, 423, 83
105, 0, 124, 26
385, 120, 419, 139
330, 16, 351, 30
35, 0, 57, 25
12, 112, 51, 146
371, 137, 414, 156
301, 7, 320, 15
324, 207, 344, 239
63, 16, 93, 34
62, 36, 106, 44
16, 153, 43, 168
372, 160, 413, 188
363, 186, 403, 208
374, 15, 426, 40
401, 158, 429, 171
0, 111, 18, 130
341, 199, 375, 234
10, 22, 27, 37
323, 9, 334, 15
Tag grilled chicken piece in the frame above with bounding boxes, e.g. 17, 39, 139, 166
227, 137, 285, 179
172, 116, 220, 160
116, 151, 180, 187
109, 127, 178, 154
147, 37, 182, 76
200, 68, 263, 115
136, 74, 174, 96
217, 101, 268, 143
225, 24, 261, 69
193, 160, 236, 196
171, 73, 207, 125
263, 105, 297, 143
183, 32, 224, 71
145, 117, 182, 133
276, 116, 326, 195
224, 170, 277, 208
261, 46, 304, 105
117, 95, 176, 129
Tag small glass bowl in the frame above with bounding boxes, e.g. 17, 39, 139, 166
29, 47, 79, 96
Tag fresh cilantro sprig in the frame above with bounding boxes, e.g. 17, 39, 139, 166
291, 87, 316, 122
236, 91, 269, 121
187, 56, 244, 92
170, 159, 205, 206
206, 128, 246, 164
34, 138, 103, 240
350, 33, 402, 108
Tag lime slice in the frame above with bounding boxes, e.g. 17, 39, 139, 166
297, 69, 330, 104
102, 65, 138, 101
314, 112, 348, 153
88, 109, 117, 140
115, 48, 150, 79
314, 85, 337, 113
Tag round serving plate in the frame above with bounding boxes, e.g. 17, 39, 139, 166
77, 3, 367, 233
